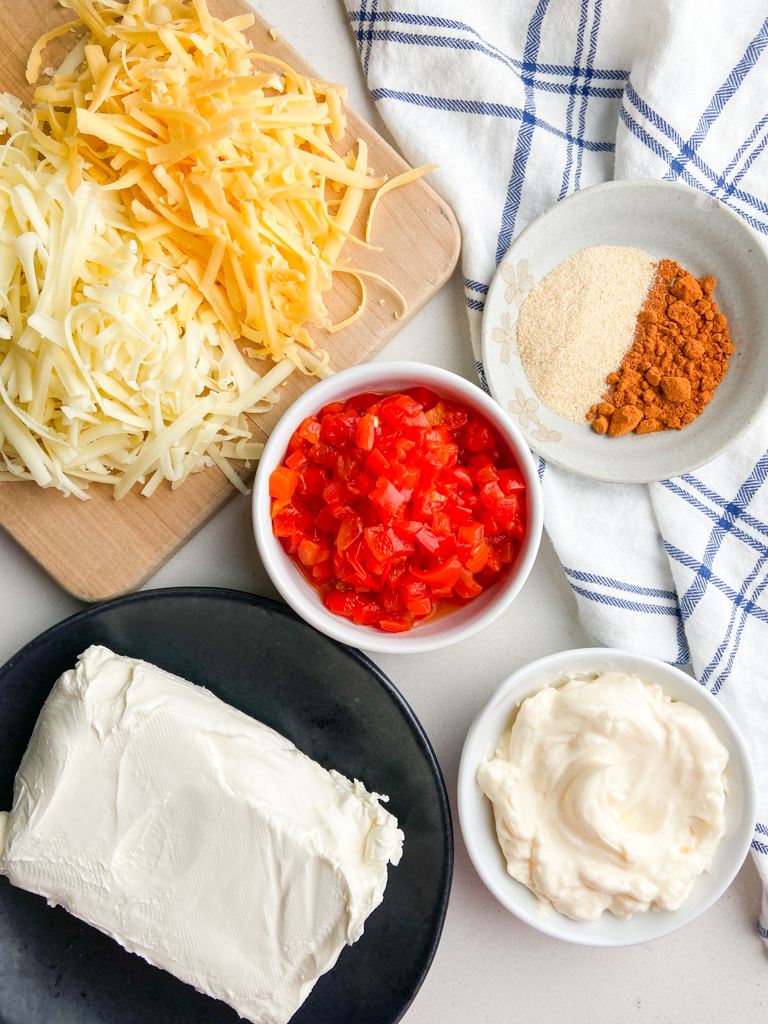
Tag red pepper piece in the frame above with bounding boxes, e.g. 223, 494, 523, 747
444, 406, 469, 433
410, 556, 463, 590
432, 510, 452, 537
319, 401, 346, 416
352, 598, 382, 625
365, 447, 390, 476
382, 586, 404, 614
458, 521, 484, 548
485, 547, 503, 573
298, 536, 330, 566
296, 464, 329, 498
336, 514, 363, 551
493, 494, 521, 520
269, 465, 298, 501
498, 468, 526, 494
356, 413, 376, 451
365, 525, 414, 562
322, 412, 358, 447
494, 537, 517, 564
389, 462, 421, 496
347, 471, 376, 498
465, 419, 496, 453
308, 443, 339, 470
387, 560, 409, 589
271, 510, 301, 538
281, 534, 300, 556
285, 448, 309, 470
406, 386, 439, 409
477, 507, 501, 535
347, 392, 383, 414
443, 465, 472, 489
465, 541, 490, 574
314, 504, 342, 535
370, 476, 407, 517
325, 591, 360, 617
312, 561, 335, 585
445, 498, 473, 527
425, 401, 446, 425
454, 569, 483, 599
413, 524, 440, 554
297, 416, 322, 445
322, 478, 345, 505
475, 463, 500, 487
479, 480, 505, 509
379, 614, 414, 633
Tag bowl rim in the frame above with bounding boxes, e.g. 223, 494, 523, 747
480, 178, 768, 484
457, 646, 758, 946
252, 361, 544, 654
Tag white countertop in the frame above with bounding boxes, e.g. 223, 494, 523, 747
1, 0, 766, 1020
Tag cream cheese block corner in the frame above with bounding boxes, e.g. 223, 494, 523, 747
0, 645, 404, 1024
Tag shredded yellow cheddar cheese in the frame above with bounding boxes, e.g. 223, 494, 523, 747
27, 0, 399, 377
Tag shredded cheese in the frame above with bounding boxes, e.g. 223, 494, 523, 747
0, 94, 271, 499
0, 0, 436, 501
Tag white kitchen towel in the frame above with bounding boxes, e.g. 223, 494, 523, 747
343, 0, 768, 943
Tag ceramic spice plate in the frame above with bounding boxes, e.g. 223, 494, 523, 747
481, 180, 768, 483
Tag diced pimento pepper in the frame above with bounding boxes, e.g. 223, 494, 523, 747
269, 466, 298, 501
269, 390, 527, 632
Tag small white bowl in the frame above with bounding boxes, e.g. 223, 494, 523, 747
458, 648, 757, 946
252, 362, 543, 654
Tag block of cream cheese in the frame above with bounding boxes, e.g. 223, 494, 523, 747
0, 646, 404, 1024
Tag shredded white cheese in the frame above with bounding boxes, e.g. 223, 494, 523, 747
0, 94, 272, 499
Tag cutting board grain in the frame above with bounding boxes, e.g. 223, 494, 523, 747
0, 0, 460, 602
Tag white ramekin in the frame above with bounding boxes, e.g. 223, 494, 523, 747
252, 361, 543, 654
458, 648, 757, 946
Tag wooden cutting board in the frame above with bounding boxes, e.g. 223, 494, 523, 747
0, 0, 460, 602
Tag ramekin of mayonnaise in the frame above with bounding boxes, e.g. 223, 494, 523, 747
458, 649, 757, 947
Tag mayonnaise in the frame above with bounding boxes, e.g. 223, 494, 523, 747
476, 671, 728, 922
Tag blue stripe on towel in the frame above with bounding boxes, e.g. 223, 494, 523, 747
663, 18, 768, 179
567, 583, 682, 617
621, 84, 768, 232
574, 0, 603, 190
660, 481, 768, 559
559, 0, 590, 199
674, 454, 768, 621
371, 88, 614, 153
563, 567, 678, 601
348, 8, 629, 81
358, 28, 624, 97
716, 112, 768, 194
495, 0, 552, 263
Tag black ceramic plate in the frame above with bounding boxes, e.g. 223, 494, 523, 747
0, 588, 452, 1024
